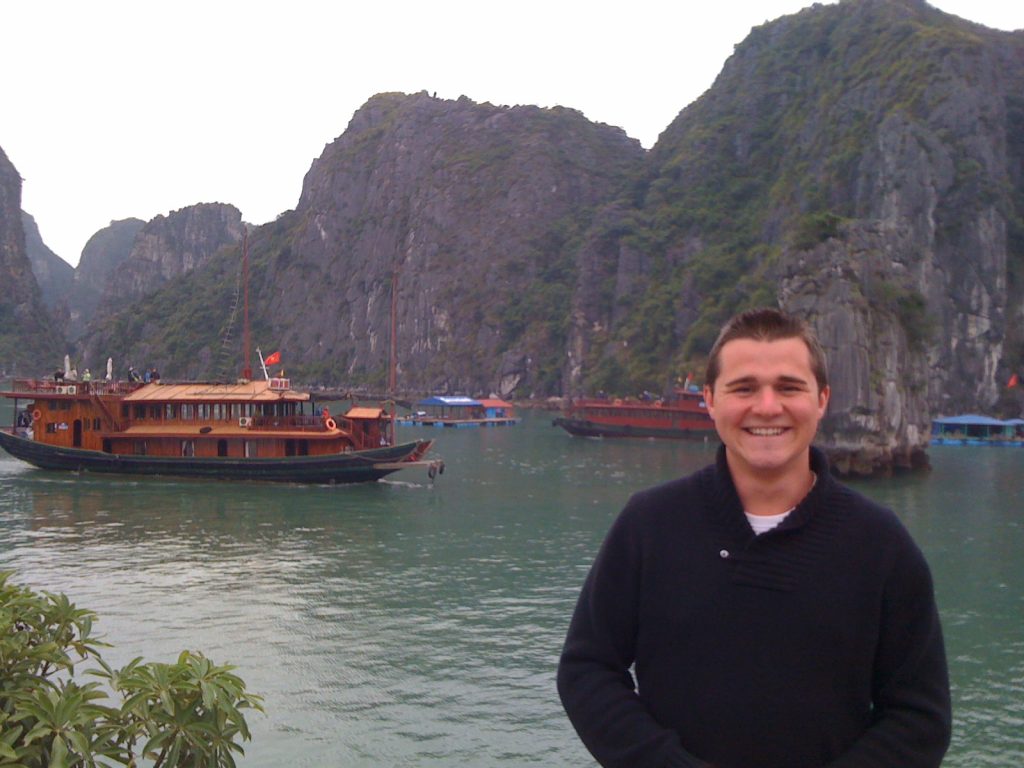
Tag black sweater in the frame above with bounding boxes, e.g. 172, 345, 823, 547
557, 447, 951, 768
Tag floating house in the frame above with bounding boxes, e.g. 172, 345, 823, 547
930, 414, 1024, 446
398, 396, 519, 427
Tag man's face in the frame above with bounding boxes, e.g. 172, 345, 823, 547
703, 337, 829, 484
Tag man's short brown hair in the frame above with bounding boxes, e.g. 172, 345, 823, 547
704, 308, 829, 393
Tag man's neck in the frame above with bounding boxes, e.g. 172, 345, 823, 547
727, 452, 816, 517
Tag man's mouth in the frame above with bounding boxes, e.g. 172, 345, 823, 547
745, 427, 787, 436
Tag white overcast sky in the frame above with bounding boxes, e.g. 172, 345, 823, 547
4, 0, 1022, 266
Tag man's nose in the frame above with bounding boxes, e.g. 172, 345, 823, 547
753, 387, 783, 414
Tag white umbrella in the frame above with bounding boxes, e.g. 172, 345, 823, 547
64, 354, 71, 377
106, 357, 113, 381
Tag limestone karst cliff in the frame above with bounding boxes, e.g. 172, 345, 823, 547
66, 218, 145, 339
79, 204, 244, 369
567, 0, 1024, 473
22, 212, 73, 315
0, 148, 64, 374
99, 203, 243, 306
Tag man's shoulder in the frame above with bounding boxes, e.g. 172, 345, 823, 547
825, 476, 921, 546
621, 464, 714, 520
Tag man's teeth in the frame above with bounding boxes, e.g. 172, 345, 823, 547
748, 427, 785, 436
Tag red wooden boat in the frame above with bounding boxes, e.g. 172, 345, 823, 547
552, 388, 716, 439
1, 377, 442, 484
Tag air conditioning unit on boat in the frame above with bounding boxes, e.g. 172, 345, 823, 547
65, 385, 76, 395
238, 417, 252, 428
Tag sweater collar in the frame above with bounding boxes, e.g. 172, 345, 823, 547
709, 444, 833, 537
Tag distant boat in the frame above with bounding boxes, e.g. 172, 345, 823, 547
552, 387, 716, 439
930, 414, 1024, 446
0, 377, 443, 483
397, 396, 520, 427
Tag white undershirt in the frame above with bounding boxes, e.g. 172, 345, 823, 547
745, 509, 794, 535
744, 472, 817, 535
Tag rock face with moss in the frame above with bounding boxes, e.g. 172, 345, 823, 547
567, 0, 1024, 473
66, 218, 145, 339
22, 212, 73, 317
0, 147, 64, 375
263, 92, 644, 392
100, 203, 243, 307
79, 204, 243, 366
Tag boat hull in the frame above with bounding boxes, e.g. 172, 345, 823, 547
395, 417, 520, 428
552, 417, 714, 440
0, 430, 436, 484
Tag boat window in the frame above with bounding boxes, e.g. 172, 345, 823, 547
93, 418, 101, 430
149, 405, 161, 420
181, 440, 195, 457
48, 400, 57, 411
134, 405, 146, 419
46, 423, 57, 434
121, 404, 129, 418
165, 404, 177, 420
244, 441, 257, 458
133, 441, 147, 455
181, 404, 194, 420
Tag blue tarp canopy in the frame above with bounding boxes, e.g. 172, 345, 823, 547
933, 414, 1019, 426
417, 396, 481, 407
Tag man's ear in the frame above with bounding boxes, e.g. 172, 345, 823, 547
703, 385, 715, 419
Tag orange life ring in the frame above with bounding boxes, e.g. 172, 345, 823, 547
325, 418, 337, 430
32, 409, 42, 422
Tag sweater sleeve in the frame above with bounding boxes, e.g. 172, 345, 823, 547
825, 532, 952, 768
557, 503, 710, 768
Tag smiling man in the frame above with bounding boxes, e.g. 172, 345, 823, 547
558, 307, 951, 768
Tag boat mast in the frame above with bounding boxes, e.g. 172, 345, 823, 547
389, 265, 398, 395
242, 231, 252, 380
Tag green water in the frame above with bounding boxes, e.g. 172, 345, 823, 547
0, 410, 1020, 766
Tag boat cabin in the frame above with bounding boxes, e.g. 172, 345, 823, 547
401, 396, 519, 427
4, 377, 393, 459
931, 414, 1024, 446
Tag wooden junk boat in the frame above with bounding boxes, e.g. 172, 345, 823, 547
552, 387, 716, 439
0, 376, 442, 484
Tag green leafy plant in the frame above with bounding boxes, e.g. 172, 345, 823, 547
0, 571, 262, 767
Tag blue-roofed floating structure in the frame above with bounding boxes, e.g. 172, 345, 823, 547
397, 396, 520, 428
930, 414, 1024, 446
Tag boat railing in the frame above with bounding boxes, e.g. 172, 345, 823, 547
113, 414, 344, 432
250, 414, 343, 432
10, 378, 143, 396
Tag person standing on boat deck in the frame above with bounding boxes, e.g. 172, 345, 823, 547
557, 308, 951, 768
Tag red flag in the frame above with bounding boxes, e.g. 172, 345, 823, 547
1009, 373, 1020, 388
264, 351, 281, 366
